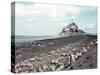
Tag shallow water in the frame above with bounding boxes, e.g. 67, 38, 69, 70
14, 36, 60, 43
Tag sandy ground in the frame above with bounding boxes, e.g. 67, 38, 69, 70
11, 35, 97, 73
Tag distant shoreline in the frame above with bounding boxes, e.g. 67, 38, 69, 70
11, 34, 97, 44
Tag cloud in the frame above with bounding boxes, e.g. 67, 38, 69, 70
15, 3, 82, 18
15, 3, 97, 24
16, 3, 97, 17
83, 24, 97, 34
77, 22, 96, 30
15, 4, 42, 17
33, 4, 81, 18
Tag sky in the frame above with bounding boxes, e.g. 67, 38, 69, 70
13, 2, 97, 36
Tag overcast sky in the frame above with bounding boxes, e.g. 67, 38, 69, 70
13, 2, 97, 36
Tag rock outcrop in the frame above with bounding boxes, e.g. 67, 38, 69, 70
59, 22, 85, 36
